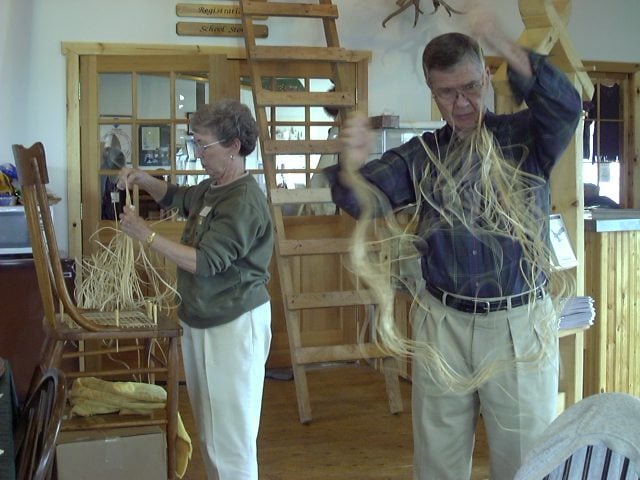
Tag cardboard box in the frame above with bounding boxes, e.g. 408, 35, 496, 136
369, 114, 400, 129
56, 426, 167, 480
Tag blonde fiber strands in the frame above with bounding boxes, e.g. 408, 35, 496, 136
342, 117, 574, 393
75, 183, 180, 315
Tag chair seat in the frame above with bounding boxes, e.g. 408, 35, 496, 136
49, 312, 182, 341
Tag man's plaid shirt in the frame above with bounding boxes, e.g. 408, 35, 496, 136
326, 52, 582, 298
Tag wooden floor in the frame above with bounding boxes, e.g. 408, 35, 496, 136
179, 363, 490, 479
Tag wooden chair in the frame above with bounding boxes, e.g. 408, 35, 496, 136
13, 368, 66, 480
12, 142, 182, 479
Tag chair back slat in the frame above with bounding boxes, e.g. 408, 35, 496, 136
12, 142, 49, 186
13, 143, 60, 331
13, 142, 107, 332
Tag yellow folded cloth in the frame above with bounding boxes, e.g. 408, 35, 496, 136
69, 377, 193, 478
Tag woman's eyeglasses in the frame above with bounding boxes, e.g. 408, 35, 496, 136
194, 139, 224, 153
185, 138, 225, 159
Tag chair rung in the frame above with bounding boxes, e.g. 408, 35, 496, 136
286, 289, 377, 309
241, 1, 338, 19
294, 343, 392, 364
62, 345, 144, 358
250, 45, 363, 62
263, 139, 341, 155
62, 416, 166, 431
270, 187, 332, 205
64, 366, 167, 378
255, 90, 355, 107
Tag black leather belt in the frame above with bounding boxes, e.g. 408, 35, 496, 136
425, 283, 545, 314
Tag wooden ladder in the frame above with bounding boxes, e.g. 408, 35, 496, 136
239, 0, 403, 423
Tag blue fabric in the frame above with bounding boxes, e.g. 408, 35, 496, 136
325, 52, 582, 298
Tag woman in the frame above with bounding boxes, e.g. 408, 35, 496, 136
117, 99, 273, 480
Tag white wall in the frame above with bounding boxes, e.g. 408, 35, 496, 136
0, 0, 33, 175
1, 0, 639, 252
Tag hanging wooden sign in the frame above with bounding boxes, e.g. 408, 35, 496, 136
176, 3, 267, 20
176, 21, 268, 38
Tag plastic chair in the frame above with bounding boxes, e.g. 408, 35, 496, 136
13, 368, 66, 480
12, 142, 182, 479
515, 392, 640, 480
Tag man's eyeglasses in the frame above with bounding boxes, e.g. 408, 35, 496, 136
432, 79, 484, 102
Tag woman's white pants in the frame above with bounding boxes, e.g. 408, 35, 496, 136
180, 302, 272, 480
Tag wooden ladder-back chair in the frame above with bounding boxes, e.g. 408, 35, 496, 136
12, 142, 182, 479
13, 368, 66, 480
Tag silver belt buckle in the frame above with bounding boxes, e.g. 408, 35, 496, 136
476, 300, 491, 315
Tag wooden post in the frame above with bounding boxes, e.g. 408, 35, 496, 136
491, 0, 592, 411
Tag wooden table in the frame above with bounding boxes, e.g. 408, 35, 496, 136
584, 214, 640, 397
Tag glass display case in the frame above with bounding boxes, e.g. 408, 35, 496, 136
369, 122, 444, 161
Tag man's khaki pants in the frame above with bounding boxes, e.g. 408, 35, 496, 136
412, 291, 558, 480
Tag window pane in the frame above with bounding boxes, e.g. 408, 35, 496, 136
310, 105, 337, 122
245, 141, 261, 171
175, 125, 191, 171
596, 121, 621, 161
100, 124, 133, 167
275, 106, 304, 121
599, 162, 620, 202
310, 124, 334, 140
275, 125, 305, 140
99, 174, 125, 221
276, 155, 306, 170
278, 173, 307, 190
139, 124, 171, 169
309, 78, 334, 92
99, 73, 132, 117
137, 73, 170, 119
598, 83, 620, 120
176, 73, 208, 119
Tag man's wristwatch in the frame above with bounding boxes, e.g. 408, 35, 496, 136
145, 231, 157, 246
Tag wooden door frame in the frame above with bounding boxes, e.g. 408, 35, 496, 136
62, 42, 247, 259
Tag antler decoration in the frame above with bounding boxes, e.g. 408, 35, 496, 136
382, 0, 463, 28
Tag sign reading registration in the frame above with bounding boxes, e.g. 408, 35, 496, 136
176, 3, 267, 20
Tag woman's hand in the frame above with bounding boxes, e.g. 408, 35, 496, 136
118, 205, 152, 243
117, 167, 169, 203
117, 167, 150, 191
